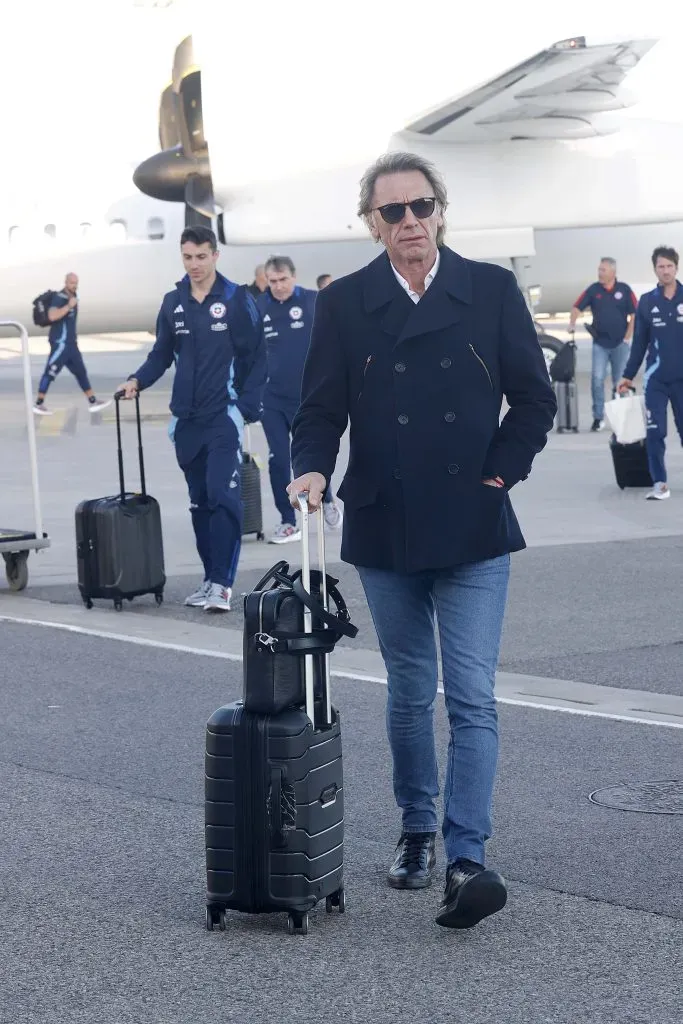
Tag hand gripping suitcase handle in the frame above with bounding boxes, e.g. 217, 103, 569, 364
113, 392, 147, 502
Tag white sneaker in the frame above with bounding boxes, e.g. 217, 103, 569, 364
322, 501, 343, 530
88, 399, 112, 413
184, 580, 211, 607
268, 523, 302, 544
204, 583, 232, 612
33, 403, 53, 416
646, 482, 670, 501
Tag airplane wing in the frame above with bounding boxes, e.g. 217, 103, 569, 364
403, 36, 657, 142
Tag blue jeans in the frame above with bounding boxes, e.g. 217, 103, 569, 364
592, 341, 630, 420
357, 554, 510, 866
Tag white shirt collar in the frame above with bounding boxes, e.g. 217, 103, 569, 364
390, 250, 440, 304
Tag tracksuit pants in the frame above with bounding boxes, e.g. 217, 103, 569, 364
644, 377, 683, 484
261, 402, 333, 526
174, 416, 242, 588
38, 341, 92, 395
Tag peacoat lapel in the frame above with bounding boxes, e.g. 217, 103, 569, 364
362, 246, 473, 346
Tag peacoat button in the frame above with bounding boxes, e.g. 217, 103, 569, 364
397, 414, 409, 425
444, 411, 455, 422
394, 361, 406, 373
447, 463, 459, 475
393, 468, 402, 479
441, 357, 452, 369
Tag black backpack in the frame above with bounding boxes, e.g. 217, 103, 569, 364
32, 290, 56, 328
549, 340, 577, 384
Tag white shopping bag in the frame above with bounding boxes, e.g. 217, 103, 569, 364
604, 393, 647, 444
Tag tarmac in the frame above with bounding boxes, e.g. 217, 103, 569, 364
0, 325, 681, 1024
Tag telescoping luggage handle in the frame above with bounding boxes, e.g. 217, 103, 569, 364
113, 391, 147, 504
298, 492, 331, 729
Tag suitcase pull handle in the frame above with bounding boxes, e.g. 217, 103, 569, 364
114, 393, 147, 503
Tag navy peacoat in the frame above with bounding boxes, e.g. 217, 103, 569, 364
291, 246, 557, 573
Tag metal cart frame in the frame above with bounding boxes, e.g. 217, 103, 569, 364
0, 320, 50, 590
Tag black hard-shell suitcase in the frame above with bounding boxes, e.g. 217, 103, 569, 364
75, 394, 165, 611
205, 496, 346, 935
242, 558, 357, 714
610, 436, 652, 489
241, 427, 264, 540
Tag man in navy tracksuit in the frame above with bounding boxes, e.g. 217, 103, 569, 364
619, 246, 683, 501
258, 255, 342, 544
117, 226, 266, 610
33, 272, 109, 416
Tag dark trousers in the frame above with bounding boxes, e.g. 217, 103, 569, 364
174, 416, 242, 588
261, 402, 333, 526
644, 376, 683, 484
38, 342, 91, 394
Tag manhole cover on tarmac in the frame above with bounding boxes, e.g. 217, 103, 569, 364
588, 780, 683, 815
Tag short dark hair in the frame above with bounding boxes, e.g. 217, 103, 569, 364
316, 273, 331, 288
265, 255, 295, 275
180, 226, 218, 251
652, 246, 679, 268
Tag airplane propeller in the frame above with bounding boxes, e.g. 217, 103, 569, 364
133, 35, 217, 227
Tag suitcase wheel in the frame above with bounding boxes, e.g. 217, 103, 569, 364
206, 905, 226, 932
257, 532, 265, 542
155, 592, 164, 606
325, 888, 345, 914
287, 912, 309, 936
114, 599, 123, 612
83, 597, 93, 610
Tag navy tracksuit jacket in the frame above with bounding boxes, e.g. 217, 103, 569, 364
132, 272, 266, 587
257, 286, 331, 525
623, 280, 683, 484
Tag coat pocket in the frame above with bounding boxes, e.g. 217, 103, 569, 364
469, 344, 494, 390
337, 474, 379, 509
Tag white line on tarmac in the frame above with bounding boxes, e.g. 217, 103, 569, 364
3, 612, 682, 730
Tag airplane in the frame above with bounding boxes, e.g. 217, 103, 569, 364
2, 29, 681, 373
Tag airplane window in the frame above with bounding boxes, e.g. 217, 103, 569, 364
109, 219, 127, 242
8, 225, 22, 244
80, 222, 92, 236
147, 216, 164, 240
44, 224, 56, 239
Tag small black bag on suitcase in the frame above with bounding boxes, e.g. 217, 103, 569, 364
205, 497, 350, 935
75, 394, 165, 611
242, 559, 357, 714
241, 425, 264, 540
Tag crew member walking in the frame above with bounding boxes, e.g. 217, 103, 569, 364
117, 226, 266, 609
618, 246, 683, 500
259, 255, 342, 544
569, 258, 637, 431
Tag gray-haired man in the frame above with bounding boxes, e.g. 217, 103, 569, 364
288, 150, 555, 929
569, 258, 637, 431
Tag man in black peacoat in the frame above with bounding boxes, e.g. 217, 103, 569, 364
289, 151, 556, 931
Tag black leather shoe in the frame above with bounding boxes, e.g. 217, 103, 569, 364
435, 858, 507, 929
387, 832, 437, 889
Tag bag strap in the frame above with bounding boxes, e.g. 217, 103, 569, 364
292, 573, 358, 638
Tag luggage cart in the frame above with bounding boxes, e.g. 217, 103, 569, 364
0, 321, 50, 591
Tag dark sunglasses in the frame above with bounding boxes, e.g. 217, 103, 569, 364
374, 197, 437, 225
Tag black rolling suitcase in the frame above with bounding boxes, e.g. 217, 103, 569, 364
610, 437, 652, 489
75, 393, 165, 611
205, 497, 352, 935
241, 424, 264, 540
